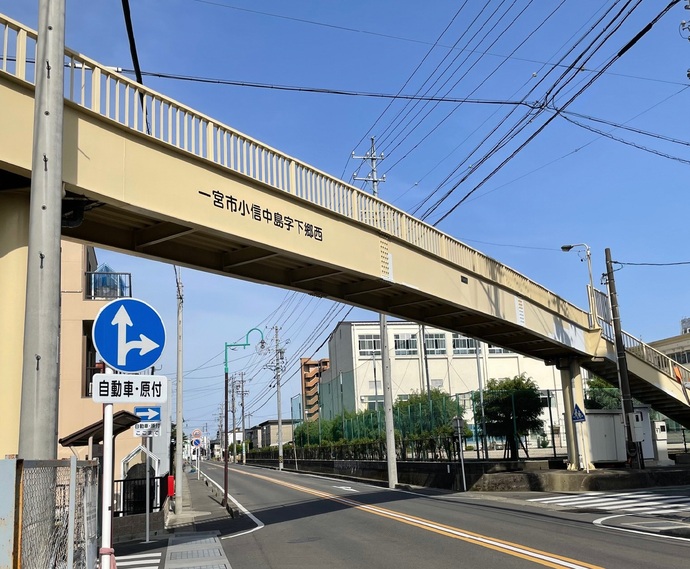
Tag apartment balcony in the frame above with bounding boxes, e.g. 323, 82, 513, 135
85, 271, 132, 300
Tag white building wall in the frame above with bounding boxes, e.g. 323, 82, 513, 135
323, 321, 564, 436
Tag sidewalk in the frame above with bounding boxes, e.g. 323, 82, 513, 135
114, 465, 236, 568
167, 465, 234, 529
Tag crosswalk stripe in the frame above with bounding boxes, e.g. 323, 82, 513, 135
528, 491, 690, 514
115, 552, 162, 568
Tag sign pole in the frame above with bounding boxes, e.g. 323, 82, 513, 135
99, 401, 114, 569
572, 404, 589, 472
578, 422, 590, 473
144, 435, 151, 542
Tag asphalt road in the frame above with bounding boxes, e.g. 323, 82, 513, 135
201, 462, 690, 569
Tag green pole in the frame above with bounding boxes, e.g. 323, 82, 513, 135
472, 392, 480, 460
512, 392, 518, 460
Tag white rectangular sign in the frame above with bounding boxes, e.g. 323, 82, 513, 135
91, 374, 168, 403
134, 422, 161, 437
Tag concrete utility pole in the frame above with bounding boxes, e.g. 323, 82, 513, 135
174, 266, 184, 514
239, 372, 247, 465
381, 317, 398, 487
353, 137, 397, 487
19, 0, 66, 460
420, 324, 434, 431
217, 404, 223, 460
272, 327, 286, 471
604, 248, 644, 469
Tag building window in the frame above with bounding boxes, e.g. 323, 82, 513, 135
358, 334, 381, 357
488, 344, 510, 354
430, 378, 444, 389
452, 333, 476, 355
394, 333, 417, 356
363, 395, 383, 411
669, 351, 690, 365
83, 320, 100, 397
424, 333, 446, 355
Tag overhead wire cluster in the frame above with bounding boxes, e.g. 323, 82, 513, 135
346, 1, 684, 228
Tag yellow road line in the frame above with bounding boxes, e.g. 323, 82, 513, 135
238, 469, 605, 569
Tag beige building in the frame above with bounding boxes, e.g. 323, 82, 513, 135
57, 241, 142, 473
0, 238, 161, 477
300, 357, 329, 422
649, 328, 690, 367
247, 419, 299, 450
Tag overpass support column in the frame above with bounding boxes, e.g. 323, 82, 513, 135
0, 193, 30, 458
560, 360, 591, 470
560, 366, 578, 470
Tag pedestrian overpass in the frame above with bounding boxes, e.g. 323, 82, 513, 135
1, 13, 689, 433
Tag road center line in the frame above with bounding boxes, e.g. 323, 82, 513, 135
239, 469, 603, 569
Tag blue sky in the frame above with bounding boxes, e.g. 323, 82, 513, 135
5, 1, 690, 432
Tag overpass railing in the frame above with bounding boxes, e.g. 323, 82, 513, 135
596, 301, 690, 396
0, 13, 586, 325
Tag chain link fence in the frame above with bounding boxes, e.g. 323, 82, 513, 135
18, 458, 99, 569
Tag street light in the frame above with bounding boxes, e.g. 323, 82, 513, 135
223, 328, 266, 508
561, 243, 598, 327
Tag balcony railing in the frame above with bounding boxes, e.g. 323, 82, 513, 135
85, 271, 132, 300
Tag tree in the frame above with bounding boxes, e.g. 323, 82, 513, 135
585, 376, 621, 410
479, 374, 545, 460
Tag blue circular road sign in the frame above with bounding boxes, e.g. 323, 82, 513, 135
92, 298, 166, 373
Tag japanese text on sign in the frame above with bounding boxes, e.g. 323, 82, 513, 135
199, 190, 324, 242
135, 422, 161, 437
91, 374, 168, 404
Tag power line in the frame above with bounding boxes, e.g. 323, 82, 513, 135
424, 0, 674, 227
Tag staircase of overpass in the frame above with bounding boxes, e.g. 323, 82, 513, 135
1, 13, 689, 427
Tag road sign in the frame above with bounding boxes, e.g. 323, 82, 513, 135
92, 298, 166, 373
134, 422, 161, 437
134, 406, 161, 421
191, 428, 202, 440
572, 404, 586, 423
192, 439, 201, 447
91, 374, 168, 404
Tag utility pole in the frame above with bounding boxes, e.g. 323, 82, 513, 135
217, 404, 223, 461
420, 325, 434, 431
19, 0, 66, 460
239, 372, 247, 465
353, 137, 396, 487
270, 327, 287, 471
604, 248, 644, 469
174, 266, 184, 514
475, 340, 489, 459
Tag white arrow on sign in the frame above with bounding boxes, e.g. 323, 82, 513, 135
137, 408, 160, 420
112, 305, 160, 366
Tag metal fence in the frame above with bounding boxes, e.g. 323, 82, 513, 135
18, 458, 99, 569
113, 475, 166, 516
